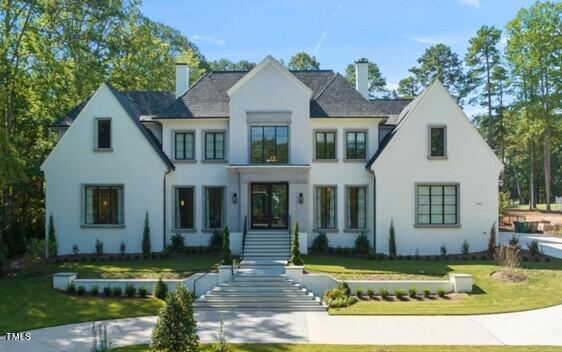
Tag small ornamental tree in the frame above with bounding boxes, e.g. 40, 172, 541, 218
290, 222, 304, 265
142, 212, 151, 256
47, 214, 57, 257
488, 222, 496, 258
222, 226, 232, 265
388, 219, 397, 258
151, 285, 199, 352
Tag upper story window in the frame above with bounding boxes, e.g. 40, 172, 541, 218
416, 184, 458, 226
315, 131, 336, 160
95, 118, 112, 150
378, 125, 394, 146
429, 126, 446, 158
205, 131, 225, 161
345, 130, 366, 160
84, 185, 123, 225
175, 131, 195, 160
250, 126, 288, 164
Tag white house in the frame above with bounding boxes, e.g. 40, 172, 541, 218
41, 56, 502, 258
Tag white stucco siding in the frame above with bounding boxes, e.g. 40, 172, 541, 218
308, 118, 381, 248
373, 82, 502, 255
42, 84, 168, 255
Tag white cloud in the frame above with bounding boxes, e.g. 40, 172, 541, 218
312, 0, 344, 55
408, 36, 448, 45
459, 0, 480, 8
191, 34, 226, 47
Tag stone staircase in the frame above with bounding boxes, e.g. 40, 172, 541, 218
194, 266, 326, 312
241, 231, 291, 265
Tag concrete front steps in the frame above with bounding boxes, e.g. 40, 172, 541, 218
242, 231, 290, 264
195, 274, 327, 312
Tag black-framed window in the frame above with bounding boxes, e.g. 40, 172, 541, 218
378, 125, 394, 146
250, 126, 288, 164
84, 185, 123, 225
417, 185, 458, 225
175, 132, 195, 160
430, 127, 446, 157
346, 186, 367, 229
175, 187, 194, 229
204, 187, 224, 229
96, 119, 111, 149
346, 131, 366, 159
315, 131, 336, 160
205, 132, 225, 160
316, 186, 336, 229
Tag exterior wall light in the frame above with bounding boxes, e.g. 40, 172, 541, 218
232, 192, 238, 204
298, 192, 304, 204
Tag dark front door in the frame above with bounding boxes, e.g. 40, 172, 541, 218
251, 183, 288, 229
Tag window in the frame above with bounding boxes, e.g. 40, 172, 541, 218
175, 132, 195, 160
250, 126, 288, 164
315, 131, 336, 160
346, 186, 367, 229
204, 187, 224, 229
378, 125, 394, 146
84, 185, 123, 225
316, 186, 336, 230
175, 187, 194, 229
429, 126, 446, 157
96, 119, 111, 149
205, 132, 225, 160
346, 131, 366, 159
417, 185, 458, 225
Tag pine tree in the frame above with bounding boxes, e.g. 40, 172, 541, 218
47, 214, 57, 257
290, 222, 304, 265
223, 226, 231, 265
142, 212, 151, 256
150, 285, 199, 352
388, 220, 397, 258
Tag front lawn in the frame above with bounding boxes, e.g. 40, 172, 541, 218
304, 255, 562, 315
114, 344, 562, 352
0, 255, 221, 333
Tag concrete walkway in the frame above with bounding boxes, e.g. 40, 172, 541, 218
2, 305, 562, 351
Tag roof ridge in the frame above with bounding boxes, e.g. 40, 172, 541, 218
290, 69, 334, 73
313, 72, 338, 100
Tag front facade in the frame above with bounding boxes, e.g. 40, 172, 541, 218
41, 56, 502, 256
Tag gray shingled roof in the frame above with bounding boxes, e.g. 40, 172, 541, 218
370, 99, 412, 118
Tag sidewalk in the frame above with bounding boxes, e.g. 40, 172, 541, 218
2, 305, 562, 351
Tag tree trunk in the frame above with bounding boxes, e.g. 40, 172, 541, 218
529, 141, 537, 209
511, 158, 522, 203
543, 125, 551, 211
485, 50, 493, 147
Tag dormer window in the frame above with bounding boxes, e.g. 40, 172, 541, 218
429, 125, 446, 158
95, 118, 112, 151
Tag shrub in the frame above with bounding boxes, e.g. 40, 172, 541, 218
388, 220, 397, 257
461, 240, 469, 256
154, 277, 168, 300
488, 222, 497, 257
355, 288, 364, 298
509, 234, 520, 249
72, 244, 80, 255
394, 288, 406, 299
223, 226, 232, 265
150, 285, 199, 352
210, 229, 223, 252
527, 240, 540, 257
142, 211, 152, 256
367, 288, 375, 298
77, 286, 86, 296
138, 286, 148, 298
91, 286, 99, 297
423, 288, 431, 298
323, 283, 357, 308
379, 288, 389, 300
125, 284, 136, 298
103, 286, 112, 297
496, 245, 520, 270
112, 286, 122, 297
119, 241, 126, 255
440, 243, 447, 258
290, 222, 304, 265
436, 288, 446, 298
353, 233, 370, 255
336, 246, 343, 255
66, 283, 76, 294
95, 239, 104, 256
311, 232, 329, 253
25, 238, 47, 262
0, 246, 5, 272
408, 287, 417, 298
367, 247, 376, 260
47, 214, 58, 257
171, 233, 185, 252
214, 314, 229, 352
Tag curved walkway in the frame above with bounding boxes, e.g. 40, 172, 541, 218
2, 305, 562, 351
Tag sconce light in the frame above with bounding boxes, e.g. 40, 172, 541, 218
232, 192, 238, 204
298, 192, 304, 204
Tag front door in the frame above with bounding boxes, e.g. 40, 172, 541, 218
251, 183, 288, 229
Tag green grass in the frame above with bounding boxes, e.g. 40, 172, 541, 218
113, 344, 562, 352
0, 255, 221, 333
508, 203, 562, 211
304, 255, 562, 315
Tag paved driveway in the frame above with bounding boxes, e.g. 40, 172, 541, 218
2, 305, 562, 351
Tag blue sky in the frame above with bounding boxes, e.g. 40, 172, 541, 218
141, 0, 534, 114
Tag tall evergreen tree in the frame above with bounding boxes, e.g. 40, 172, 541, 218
288, 52, 320, 70
344, 58, 387, 97
142, 212, 151, 255
47, 214, 57, 257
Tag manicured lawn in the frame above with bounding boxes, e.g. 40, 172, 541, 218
0, 255, 221, 333
304, 255, 562, 315
508, 203, 562, 211
114, 344, 562, 352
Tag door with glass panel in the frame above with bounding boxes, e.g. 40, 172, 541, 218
251, 183, 288, 229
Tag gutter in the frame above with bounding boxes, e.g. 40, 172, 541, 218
368, 168, 377, 253
163, 167, 173, 250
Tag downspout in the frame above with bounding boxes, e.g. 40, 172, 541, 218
163, 167, 172, 251
372, 172, 377, 253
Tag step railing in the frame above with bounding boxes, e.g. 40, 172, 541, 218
241, 215, 247, 260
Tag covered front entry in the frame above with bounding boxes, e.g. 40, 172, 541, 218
251, 183, 288, 229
